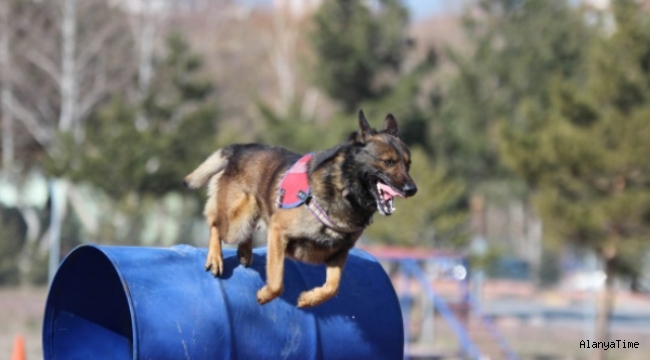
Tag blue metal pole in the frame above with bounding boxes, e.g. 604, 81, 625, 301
399, 260, 411, 360
402, 260, 482, 360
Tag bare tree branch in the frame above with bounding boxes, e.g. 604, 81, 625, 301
137, 0, 158, 98
8, 99, 55, 149
59, 0, 78, 133
76, 78, 107, 125
1, 1, 14, 169
24, 49, 62, 88
76, 20, 127, 74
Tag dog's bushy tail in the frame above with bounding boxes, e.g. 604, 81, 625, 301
183, 149, 228, 189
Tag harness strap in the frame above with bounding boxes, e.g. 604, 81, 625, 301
305, 196, 365, 234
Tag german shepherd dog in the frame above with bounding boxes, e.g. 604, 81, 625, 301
184, 110, 417, 307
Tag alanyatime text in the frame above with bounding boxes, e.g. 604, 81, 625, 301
580, 340, 639, 350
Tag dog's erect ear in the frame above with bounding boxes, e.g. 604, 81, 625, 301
358, 110, 371, 133
382, 113, 399, 137
356, 109, 376, 142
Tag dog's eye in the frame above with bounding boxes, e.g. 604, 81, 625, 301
383, 159, 395, 167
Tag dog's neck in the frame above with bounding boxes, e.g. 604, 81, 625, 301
308, 145, 375, 230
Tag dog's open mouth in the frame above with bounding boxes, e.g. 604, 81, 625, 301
375, 179, 404, 216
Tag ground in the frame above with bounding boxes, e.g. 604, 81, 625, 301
0, 287, 46, 360
1, 285, 649, 359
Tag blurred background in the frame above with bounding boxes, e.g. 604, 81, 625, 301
1, 0, 649, 359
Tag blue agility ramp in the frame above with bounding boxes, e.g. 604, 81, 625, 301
42, 245, 403, 360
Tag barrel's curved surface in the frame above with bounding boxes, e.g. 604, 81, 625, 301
42, 245, 403, 360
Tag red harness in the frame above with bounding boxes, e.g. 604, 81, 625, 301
276, 153, 314, 209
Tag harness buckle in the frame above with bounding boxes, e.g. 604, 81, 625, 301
276, 188, 286, 208
297, 190, 310, 202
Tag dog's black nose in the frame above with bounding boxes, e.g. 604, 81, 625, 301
403, 183, 417, 197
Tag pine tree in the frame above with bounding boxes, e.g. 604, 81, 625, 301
439, 0, 591, 184
309, 0, 411, 113
500, 2, 650, 356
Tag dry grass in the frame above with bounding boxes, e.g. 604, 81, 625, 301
407, 316, 649, 360
0, 287, 47, 360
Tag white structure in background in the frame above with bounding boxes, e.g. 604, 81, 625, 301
274, 0, 322, 18
582, 0, 610, 11
581, 0, 616, 35
109, 0, 172, 13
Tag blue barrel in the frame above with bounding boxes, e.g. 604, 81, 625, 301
42, 245, 403, 359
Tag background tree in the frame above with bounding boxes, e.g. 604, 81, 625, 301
0, 0, 136, 284
10, 0, 134, 151
426, 0, 594, 274
309, 0, 411, 113
49, 33, 218, 197
500, 1, 650, 357
46, 33, 220, 245
439, 0, 591, 183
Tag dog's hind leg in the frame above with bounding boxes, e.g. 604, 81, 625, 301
222, 192, 258, 267
205, 213, 224, 277
257, 223, 287, 305
204, 173, 224, 276
297, 249, 349, 308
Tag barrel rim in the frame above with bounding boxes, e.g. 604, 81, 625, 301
42, 244, 139, 360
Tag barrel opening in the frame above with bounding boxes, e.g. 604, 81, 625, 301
43, 246, 134, 359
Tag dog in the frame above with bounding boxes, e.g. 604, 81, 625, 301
184, 110, 417, 307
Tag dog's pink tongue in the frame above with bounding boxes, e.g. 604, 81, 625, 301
378, 182, 403, 200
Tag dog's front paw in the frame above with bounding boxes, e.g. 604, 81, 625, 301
256, 285, 282, 305
204, 252, 223, 277
297, 290, 321, 308
297, 289, 329, 308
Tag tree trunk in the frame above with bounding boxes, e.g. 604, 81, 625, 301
137, 0, 156, 99
134, 0, 159, 131
595, 244, 616, 360
59, 0, 78, 135
522, 198, 542, 283
470, 194, 486, 237
0, 1, 14, 170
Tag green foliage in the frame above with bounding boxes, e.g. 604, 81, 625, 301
358, 51, 438, 150
256, 98, 353, 153
439, 0, 591, 184
310, 0, 411, 112
47, 32, 220, 199
501, 0, 650, 275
